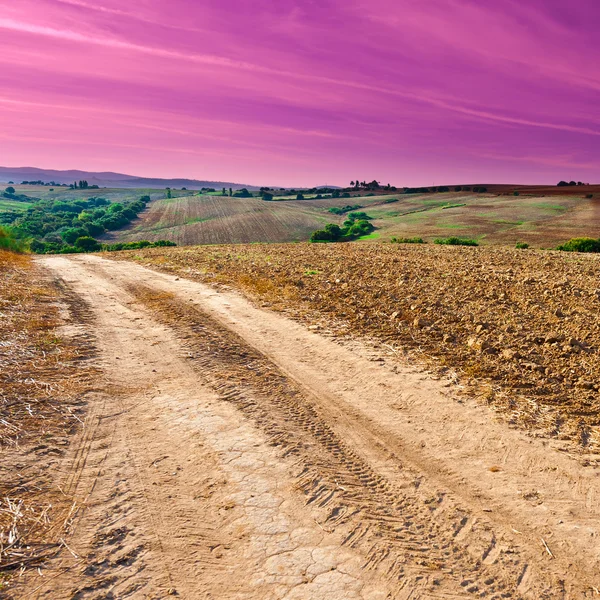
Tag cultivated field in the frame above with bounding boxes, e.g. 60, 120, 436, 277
104, 194, 332, 245
105, 188, 600, 248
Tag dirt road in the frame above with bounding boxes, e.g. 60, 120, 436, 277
19, 254, 600, 599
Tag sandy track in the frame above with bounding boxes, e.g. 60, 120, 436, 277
20, 254, 600, 599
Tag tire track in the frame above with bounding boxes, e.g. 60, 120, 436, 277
131, 284, 559, 599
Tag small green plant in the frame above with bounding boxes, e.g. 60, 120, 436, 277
556, 238, 600, 253
514, 191, 520, 196
515, 242, 529, 249
0, 226, 27, 253
434, 237, 479, 247
390, 237, 425, 244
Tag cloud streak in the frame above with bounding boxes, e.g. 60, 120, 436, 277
0, 1, 598, 185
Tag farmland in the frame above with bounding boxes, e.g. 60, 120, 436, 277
103, 193, 333, 245
105, 187, 600, 248
112, 242, 600, 453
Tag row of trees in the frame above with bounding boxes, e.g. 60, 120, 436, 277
69, 180, 99, 190
557, 181, 589, 187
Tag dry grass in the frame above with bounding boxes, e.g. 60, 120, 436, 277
112, 243, 600, 455
0, 251, 95, 589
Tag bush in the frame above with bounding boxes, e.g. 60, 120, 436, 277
390, 237, 425, 244
74, 236, 102, 252
5, 186, 15, 195
347, 211, 371, 221
0, 226, 27, 252
434, 237, 479, 247
515, 242, 529, 249
556, 238, 600, 253
586, 194, 594, 199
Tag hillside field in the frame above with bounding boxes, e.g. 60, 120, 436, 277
105, 187, 600, 248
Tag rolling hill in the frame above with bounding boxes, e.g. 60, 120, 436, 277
0, 166, 258, 191
105, 187, 600, 248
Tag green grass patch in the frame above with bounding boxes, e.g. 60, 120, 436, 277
533, 203, 567, 211
441, 203, 466, 210
356, 232, 380, 240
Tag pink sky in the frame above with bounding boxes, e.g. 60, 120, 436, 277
0, 0, 598, 187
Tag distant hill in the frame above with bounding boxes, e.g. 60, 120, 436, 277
0, 166, 259, 191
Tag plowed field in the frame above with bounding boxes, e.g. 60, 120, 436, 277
112, 243, 600, 454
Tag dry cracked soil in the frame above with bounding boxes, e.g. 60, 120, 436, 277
6, 253, 600, 599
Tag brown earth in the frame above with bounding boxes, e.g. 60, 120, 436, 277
110, 243, 600, 455
4, 253, 600, 598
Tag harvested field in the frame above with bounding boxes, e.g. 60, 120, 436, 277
0, 251, 96, 593
104, 194, 331, 245
112, 243, 600, 454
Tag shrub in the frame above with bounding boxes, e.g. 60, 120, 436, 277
586, 194, 594, 199
515, 242, 529, 249
390, 237, 425, 244
434, 237, 479, 247
74, 236, 102, 252
514, 191, 520, 196
347, 211, 371, 221
0, 226, 27, 252
5, 186, 15, 195
556, 238, 600, 253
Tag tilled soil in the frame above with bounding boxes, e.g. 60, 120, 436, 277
111, 243, 600, 455
9, 253, 600, 599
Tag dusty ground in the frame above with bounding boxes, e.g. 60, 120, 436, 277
111, 243, 600, 455
4, 253, 600, 598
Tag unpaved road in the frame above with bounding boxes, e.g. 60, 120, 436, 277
18, 254, 600, 599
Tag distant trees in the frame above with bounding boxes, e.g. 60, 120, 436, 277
69, 180, 90, 189
310, 212, 375, 243
558, 180, 588, 187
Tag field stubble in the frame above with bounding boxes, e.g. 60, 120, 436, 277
0, 251, 96, 590
112, 243, 600, 456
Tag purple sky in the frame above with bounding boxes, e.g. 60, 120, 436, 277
0, 0, 598, 186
